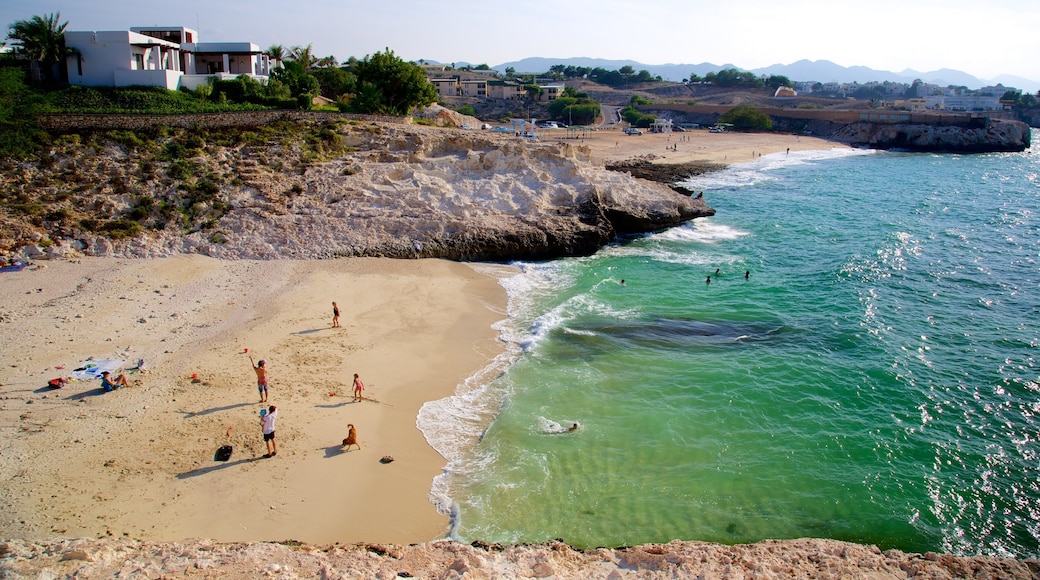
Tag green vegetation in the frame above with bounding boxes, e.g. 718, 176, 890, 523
620, 95, 657, 128
718, 104, 773, 131
0, 66, 48, 157
545, 87, 598, 125
6, 12, 70, 85
0, 119, 352, 246
343, 49, 437, 115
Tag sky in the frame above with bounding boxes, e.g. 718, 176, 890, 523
3, 0, 1039, 85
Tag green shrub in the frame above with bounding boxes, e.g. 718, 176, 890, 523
100, 219, 143, 239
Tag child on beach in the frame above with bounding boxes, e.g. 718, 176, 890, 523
250, 357, 268, 402
352, 373, 364, 402
332, 301, 341, 328
100, 371, 129, 392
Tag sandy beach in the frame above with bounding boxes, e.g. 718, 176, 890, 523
0, 256, 507, 544
550, 124, 851, 166
0, 128, 850, 547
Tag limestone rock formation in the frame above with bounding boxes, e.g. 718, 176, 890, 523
3, 122, 713, 261
833, 118, 1031, 152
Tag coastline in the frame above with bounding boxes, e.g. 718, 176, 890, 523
7, 131, 1035, 577
0, 129, 843, 548
549, 125, 852, 167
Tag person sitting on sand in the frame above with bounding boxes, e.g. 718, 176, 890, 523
342, 423, 360, 451
100, 371, 129, 392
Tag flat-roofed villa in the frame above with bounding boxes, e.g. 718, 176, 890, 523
64, 26, 276, 90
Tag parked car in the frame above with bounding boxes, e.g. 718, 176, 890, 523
490, 126, 512, 133
623, 127, 643, 135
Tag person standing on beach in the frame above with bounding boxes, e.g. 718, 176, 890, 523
260, 405, 278, 457
332, 301, 341, 328
352, 373, 364, 402
250, 357, 269, 402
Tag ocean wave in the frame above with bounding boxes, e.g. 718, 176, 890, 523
681, 147, 876, 191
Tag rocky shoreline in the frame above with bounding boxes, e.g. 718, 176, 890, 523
1, 120, 713, 262
2, 537, 1036, 579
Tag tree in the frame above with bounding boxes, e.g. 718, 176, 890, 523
718, 104, 772, 131
504, 66, 516, 78
619, 65, 635, 75
346, 48, 437, 115
288, 44, 317, 69
311, 66, 355, 99
315, 55, 339, 68
269, 60, 318, 107
764, 74, 792, 89
266, 44, 286, 62
6, 12, 70, 83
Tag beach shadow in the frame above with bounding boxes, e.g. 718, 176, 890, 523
292, 328, 327, 335
34, 385, 66, 394
322, 445, 350, 458
65, 388, 108, 400
178, 402, 254, 418
315, 401, 357, 409
176, 456, 262, 479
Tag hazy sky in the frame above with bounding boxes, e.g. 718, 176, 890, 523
3, 0, 1038, 83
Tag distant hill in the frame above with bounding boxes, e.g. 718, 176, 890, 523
492, 57, 1040, 93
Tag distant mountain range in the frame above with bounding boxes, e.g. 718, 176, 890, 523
486, 57, 1040, 94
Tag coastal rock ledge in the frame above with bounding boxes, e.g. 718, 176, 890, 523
3, 122, 713, 262
833, 118, 1031, 153
1, 537, 1036, 578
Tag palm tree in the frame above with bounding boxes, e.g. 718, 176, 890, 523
315, 55, 338, 68
288, 44, 317, 70
6, 12, 70, 83
266, 44, 286, 61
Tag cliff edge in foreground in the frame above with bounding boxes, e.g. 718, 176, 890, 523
2, 537, 1036, 579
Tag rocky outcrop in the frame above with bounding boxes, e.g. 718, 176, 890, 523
2, 537, 1036, 579
832, 118, 1031, 152
605, 156, 727, 189
2, 122, 712, 262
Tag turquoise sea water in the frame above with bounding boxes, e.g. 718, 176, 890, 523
419, 133, 1040, 558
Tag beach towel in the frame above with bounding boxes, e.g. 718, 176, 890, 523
69, 359, 125, 381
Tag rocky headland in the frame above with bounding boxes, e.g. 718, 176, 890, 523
830, 118, 1031, 153
1, 119, 713, 262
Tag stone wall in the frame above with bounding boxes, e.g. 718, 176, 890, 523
34, 110, 407, 132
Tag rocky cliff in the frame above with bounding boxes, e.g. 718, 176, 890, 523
1, 121, 713, 262
832, 118, 1031, 152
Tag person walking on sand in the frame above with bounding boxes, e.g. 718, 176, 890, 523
342, 423, 360, 451
250, 357, 269, 402
332, 301, 341, 328
352, 373, 364, 402
260, 405, 278, 457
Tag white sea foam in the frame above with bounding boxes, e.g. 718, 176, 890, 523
681, 147, 876, 191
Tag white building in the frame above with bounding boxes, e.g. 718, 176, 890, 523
65, 26, 273, 90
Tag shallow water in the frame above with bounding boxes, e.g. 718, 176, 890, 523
423, 137, 1040, 557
